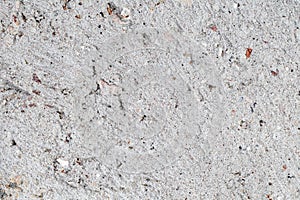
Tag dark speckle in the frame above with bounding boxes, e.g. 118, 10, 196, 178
271, 69, 279, 76
32, 73, 42, 84
0, 188, 6, 199
259, 120, 265, 127
11, 139, 17, 146
8, 182, 17, 189
56, 111, 65, 119
21, 13, 27, 22
140, 115, 146, 121
287, 174, 295, 179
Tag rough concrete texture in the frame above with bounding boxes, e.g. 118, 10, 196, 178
0, 0, 299, 199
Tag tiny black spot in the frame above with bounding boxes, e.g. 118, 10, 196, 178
100, 12, 104, 18
140, 115, 146, 121
11, 139, 17, 146
287, 174, 295, 179
259, 119, 265, 126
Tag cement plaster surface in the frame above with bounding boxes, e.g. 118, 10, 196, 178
0, 0, 300, 199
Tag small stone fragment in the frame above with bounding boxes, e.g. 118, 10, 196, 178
245, 48, 252, 58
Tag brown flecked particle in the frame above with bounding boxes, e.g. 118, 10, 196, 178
32, 73, 42, 84
245, 48, 252, 58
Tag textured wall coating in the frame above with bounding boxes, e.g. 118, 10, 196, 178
0, 0, 299, 199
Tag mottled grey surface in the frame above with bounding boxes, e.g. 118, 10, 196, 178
0, 0, 300, 199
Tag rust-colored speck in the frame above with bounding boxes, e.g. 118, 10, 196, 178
271, 69, 279, 76
28, 103, 37, 107
13, 15, 18, 23
32, 90, 41, 95
266, 194, 273, 200
245, 48, 252, 58
210, 25, 217, 32
32, 73, 42, 84
283, 164, 287, 170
